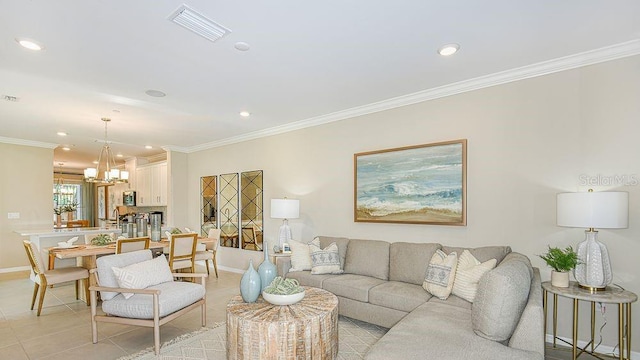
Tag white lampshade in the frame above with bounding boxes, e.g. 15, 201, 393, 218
84, 168, 97, 178
557, 191, 628, 229
121, 170, 129, 181
271, 199, 300, 219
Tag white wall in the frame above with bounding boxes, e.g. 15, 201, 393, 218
186, 55, 640, 352
0, 143, 53, 270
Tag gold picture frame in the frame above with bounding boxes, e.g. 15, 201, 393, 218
354, 139, 467, 225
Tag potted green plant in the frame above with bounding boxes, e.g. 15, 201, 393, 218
539, 245, 579, 287
64, 202, 78, 221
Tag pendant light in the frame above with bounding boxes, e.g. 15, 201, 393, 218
83, 118, 129, 183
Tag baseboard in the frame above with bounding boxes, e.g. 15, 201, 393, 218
217, 265, 244, 274
546, 334, 639, 359
0, 266, 30, 274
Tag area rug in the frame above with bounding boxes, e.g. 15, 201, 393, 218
117, 316, 388, 360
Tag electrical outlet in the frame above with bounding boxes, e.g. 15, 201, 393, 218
7, 212, 20, 219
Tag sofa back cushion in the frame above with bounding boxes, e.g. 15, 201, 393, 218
471, 253, 532, 342
389, 242, 441, 285
344, 239, 390, 280
317, 236, 350, 270
442, 245, 511, 264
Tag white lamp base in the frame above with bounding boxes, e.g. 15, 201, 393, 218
573, 230, 612, 291
278, 219, 292, 249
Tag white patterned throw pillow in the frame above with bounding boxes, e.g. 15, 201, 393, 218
309, 239, 343, 275
423, 250, 458, 300
452, 250, 497, 303
112, 255, 174, 299
288, 239, 312, 272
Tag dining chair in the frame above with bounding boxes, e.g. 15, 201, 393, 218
23, 240, 90, 315
116, 236, 150, 254
241, 226, 258, 250
90, 249, 206, 355
195, 228, 220, 277
167, 233, 198, 272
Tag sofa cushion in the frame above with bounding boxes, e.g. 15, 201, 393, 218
111, 255, 174, 299
472, 255, 532, 342
288, 239, 312, 272
317, 236, 350, 270
442, 245, 511, 264
369, 281, 432, 312
365, 301, 541, 360
102, 281, 205, 319
344, 239, 390, 280
285, 270, 338, 288
322, 274, 386, 302
423, 250, 458, 300
428, 294, 473, 310
389, 242, 441, 285
452, 250, 497, 303
309, 240, 343, 274
96, 250, 153, 301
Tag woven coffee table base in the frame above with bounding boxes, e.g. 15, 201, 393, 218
227, 287, 338, 360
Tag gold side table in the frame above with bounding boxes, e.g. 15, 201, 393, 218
542, 281, 637, 360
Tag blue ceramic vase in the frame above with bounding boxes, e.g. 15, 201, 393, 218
258, 245, 277, 292
240, 259, 261, 303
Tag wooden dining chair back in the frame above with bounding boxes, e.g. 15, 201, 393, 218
168, 233, 198, 272
195, 228, 220, 277
116, 237, 150, 254
23, 240, 90, 315
241, 226, 258, 250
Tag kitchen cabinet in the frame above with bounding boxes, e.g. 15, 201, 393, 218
136, 162, 167, 206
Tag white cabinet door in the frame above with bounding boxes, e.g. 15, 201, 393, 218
136, 166, 151, 206
152, 162, 167, 206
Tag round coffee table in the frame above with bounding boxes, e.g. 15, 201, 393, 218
226, 286, 338, 360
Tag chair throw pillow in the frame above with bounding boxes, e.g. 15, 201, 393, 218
422, 250, 458, 300
452, 250, 497, 303
309, 239, 344, 275
111, 255, 174, 299
288, 239, 312, 272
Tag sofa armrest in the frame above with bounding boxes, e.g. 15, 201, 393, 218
508, 267, 545, 359
278, 256, 292, 277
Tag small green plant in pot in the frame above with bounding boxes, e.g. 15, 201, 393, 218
539, 246, 579, 287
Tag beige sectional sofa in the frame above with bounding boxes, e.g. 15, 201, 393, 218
281, 236, 544, 360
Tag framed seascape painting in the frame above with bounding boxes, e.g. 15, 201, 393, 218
354, 139, 467, 225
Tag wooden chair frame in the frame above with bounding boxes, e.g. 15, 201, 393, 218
168, 233, 198, 272
116, 236, 150, 254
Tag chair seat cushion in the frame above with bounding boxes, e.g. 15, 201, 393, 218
101, 281, 205, 319
42, 267, 89, 285
194, 250, 214, 261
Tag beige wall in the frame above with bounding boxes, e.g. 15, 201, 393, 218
186, 55, 640, 351
0, 143, 53, 269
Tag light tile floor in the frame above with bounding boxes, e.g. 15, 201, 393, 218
0, 267, 597, 360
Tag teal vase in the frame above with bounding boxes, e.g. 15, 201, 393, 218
240, 259, 261, 303
258, 245, 277, 292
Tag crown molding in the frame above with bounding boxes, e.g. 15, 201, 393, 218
0, 136, 58, 149
180, 39, 640, 153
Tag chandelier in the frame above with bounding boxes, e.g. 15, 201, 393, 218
83, 118, 128, 183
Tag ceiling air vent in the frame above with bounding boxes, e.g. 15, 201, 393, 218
168, 5, 231, 43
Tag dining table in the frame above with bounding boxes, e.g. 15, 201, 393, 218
47, 237, 215, 304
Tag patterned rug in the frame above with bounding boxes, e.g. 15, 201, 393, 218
117, 316, 388, 360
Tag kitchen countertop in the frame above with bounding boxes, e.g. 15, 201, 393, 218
15, 227, 122, 237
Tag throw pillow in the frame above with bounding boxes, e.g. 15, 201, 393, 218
288, 239, 312, 272
452, 250, 497, 302
422, 250, 458, 300
309, 239, 344, 275
112, 255, 174, 299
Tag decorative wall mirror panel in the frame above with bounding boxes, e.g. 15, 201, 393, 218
200, 175, 217, 236
240, 170, 263, 251
219, 173, 239, 248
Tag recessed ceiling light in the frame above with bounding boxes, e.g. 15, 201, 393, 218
145, 89, 166, 97
16, 38, 44, 51
145, 145, 153, 149
235, 42, 250, 51
92, 160, 99, 165
57, 131, 67, 136
240, 111, 251, 117
116, 153, 123, 158
438, 43, 460, 56
61, 146, 71, 151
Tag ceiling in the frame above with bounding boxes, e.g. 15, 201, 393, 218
1, 1, 639, 172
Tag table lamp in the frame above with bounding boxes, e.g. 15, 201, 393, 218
556, 189, 628, 291
271, 198, 300, 249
